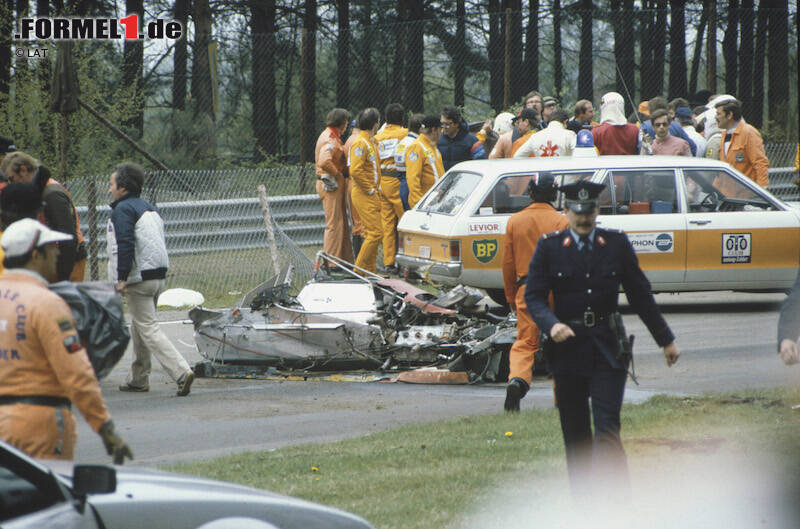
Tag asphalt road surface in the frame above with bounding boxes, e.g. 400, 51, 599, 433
75, 291, 798, 465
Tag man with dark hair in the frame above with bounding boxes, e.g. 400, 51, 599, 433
675, 106, 707, 157
374, 103, 408, 273
1, 151, 86, 281
501, 173, 569, 412
406, 115, 445, 208
514, 109, 576, 158
394, 114, 424, 210
567, 100, 596, 133
315, 108, 353, 262
649, 109, 691, 156
108, 162, 195, 396
715, 98, 769, 188
438, 105, 485, 171
349, 108, 383, 273
525, 180, 680, 497
640, 97, 697, 155
510, 109, 540, 156
0, 218, 132, 463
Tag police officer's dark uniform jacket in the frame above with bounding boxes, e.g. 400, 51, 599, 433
524, 227, 674, 375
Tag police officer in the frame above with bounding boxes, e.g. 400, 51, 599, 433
525, 181, 680, 496
502, 172, 569, 411
0, 219, 133, 463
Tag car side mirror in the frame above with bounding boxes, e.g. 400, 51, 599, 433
73, 465, 117, 496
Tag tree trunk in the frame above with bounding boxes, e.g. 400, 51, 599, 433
502, 0, 523, 103
667, 0, 687, 100
405, 0, 424, 112
578, 0, 592, 102
722, 0, 739, 94
706, 0, 716, 93
612, 0, 636, 116
688, 6, 707, 96
391, 0, 403, 106
640, 0, 655, 99
523, 0, 539, 94
172, 0, 189, 111
751, 2, 767, 127
738, 0, 754, 120
454, 0, 465, 107
299, 0, 317, 164
652, 0, 667, 96
766, 0, 789, 131
190, 0, 216, 161
251, 0, 277, 160
357, 1, 381, 108
123, 0, 144, 138
1, 0, 15, 96
552, 0, 562, 97
487, 0, 504, 111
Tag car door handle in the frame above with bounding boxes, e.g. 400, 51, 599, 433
689, 219, 712, 225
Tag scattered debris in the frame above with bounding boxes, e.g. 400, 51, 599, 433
189, 252, 515, 383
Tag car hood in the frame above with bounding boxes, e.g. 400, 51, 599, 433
48, 461, 373, 529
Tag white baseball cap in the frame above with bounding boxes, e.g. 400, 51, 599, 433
1, 218, 73, 258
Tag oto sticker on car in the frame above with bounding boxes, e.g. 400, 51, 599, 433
721, 233, 751, 263
472, 239, 498, 263
627, 232, 674, 253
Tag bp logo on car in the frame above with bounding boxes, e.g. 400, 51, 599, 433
472, 239, 498, 263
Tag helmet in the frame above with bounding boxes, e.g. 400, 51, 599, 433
493, 112, 515, 135
576, 129, 594, 148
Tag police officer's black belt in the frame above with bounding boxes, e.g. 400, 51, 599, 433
0, 395, 72, 409
564, 311, 610, 328
517, 275, 527, 286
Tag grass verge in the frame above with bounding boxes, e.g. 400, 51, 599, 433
167, 387, 800, 528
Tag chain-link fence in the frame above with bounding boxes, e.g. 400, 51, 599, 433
64, 145, 797, 306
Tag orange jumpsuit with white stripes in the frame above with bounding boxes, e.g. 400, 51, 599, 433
374, 124, 409, 268
349, 130, 383, 273
502, 203, 569, 385
405, 134, 445, 209
0, 270, 110, 459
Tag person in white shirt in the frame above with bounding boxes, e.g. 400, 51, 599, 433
513, 109, 576, 158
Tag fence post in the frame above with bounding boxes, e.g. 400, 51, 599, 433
88, 177, 98, 280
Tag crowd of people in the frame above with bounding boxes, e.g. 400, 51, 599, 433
315, 90, 773, 275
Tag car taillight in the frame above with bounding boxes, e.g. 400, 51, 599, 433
449, 240, 461, 262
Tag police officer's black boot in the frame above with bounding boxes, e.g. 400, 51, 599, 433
504, 377, 530, 412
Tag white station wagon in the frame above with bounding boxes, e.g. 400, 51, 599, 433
396, 156, 800, 305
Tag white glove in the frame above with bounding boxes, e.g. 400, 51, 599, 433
320, 174, 338, 192
367, 188, 376, 196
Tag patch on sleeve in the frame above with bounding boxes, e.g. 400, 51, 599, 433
63, 333, 82, 354
408, 151, 419, 162
354, 146, 364, 158
57, 317, 74, 332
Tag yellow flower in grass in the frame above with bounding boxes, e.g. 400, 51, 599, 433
311, 465, 319, 472
505, 431, 513, 438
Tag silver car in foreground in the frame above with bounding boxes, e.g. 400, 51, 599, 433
0, 440, 373, 529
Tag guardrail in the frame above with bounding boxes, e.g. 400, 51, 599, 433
77, 194, 325, 259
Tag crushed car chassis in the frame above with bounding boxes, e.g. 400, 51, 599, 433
189, 252, 516, 382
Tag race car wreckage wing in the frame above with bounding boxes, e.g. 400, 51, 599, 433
189, 252, 515, 381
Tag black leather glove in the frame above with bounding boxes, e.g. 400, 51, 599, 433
98, 420, 134, 464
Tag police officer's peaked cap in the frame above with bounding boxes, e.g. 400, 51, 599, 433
560, 181, 605, 213
0, 136, 15, 154
421, 115, 441, 130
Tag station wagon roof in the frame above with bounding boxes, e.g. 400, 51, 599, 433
449, 156, 735, 176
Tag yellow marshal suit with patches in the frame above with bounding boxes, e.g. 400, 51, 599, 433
349, 130, 383, 273
405, 135, 445, 209
374, 124, 408, 268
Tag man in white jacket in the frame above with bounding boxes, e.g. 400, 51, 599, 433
107, 162, 195, 396
513, 109, 576, 158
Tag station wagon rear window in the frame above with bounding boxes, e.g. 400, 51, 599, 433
417, 171, 482, 215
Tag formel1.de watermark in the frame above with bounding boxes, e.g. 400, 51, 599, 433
14, 14, 183, 41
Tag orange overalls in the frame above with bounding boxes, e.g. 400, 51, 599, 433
315, 126, 353, 262
502, 203, 570, 385
405, 134, 445, 209
0, 271, 110, 459
375, 124, 409, 268
718, 120, 769, 193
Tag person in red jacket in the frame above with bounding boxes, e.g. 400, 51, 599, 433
501, 172, 569, 411
591, 92, 640, 155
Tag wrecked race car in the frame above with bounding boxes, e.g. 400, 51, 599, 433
189, 252, 516, 382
